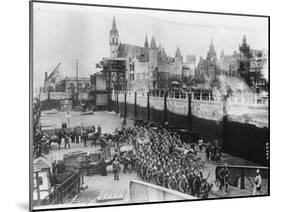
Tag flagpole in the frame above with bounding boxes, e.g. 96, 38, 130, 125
76, 58, 78, 93
76, 58, 79, 107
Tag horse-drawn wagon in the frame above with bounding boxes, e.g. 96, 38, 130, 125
62, 145, 115, 176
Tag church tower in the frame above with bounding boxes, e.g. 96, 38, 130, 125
206, 39, 217, 62
239, 35, 251, 58
149, 36, 158, 89
175, 47, 183, 77
149, 36, 158, 68
144, 34, 149, 48
110, 16, 119, 58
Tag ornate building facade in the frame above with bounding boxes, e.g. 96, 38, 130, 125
196, 36, 268, 91
196, 39, 220, 80
108, 16, 184, 91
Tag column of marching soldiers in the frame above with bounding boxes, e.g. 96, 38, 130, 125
116, 122, 212, 199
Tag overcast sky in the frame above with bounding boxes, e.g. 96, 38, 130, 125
33, 2, 268, 89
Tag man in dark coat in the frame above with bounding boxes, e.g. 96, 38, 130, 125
218, 164, 230, 192
99, 158, 107, 176
112, 158, 121, 181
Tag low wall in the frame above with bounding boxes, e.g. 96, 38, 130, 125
129, 180, 196, 203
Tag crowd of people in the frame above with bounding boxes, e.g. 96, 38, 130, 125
205, 140, 222, 163
34, 123, 105, 155
113, 122, 213, 199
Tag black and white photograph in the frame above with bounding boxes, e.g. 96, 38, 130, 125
30, 1, 269, 211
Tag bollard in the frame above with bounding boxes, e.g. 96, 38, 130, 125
116, 91, 119, 113
134, 91, 137, 118
124, 92, 127, 120
147, 92, 150, 121
164, 92, 167, 123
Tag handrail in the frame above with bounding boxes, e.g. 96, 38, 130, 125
113, 90, 268, 105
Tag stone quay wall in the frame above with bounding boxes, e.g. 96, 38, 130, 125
111, 91, 269, 166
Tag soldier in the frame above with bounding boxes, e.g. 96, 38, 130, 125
92, 125, 96, 134
51, 160, 57, 174
156, 169, 164, 186
61, 160, 66, 172
253, 169, 262, 195
205, 143, 211, 161
135, 158, 141, 176
70, 129, 75, 143
131, 153, 137, 171
56, 160, 62, 174
75, 128, 79, 144
140, 161, 147, 180
82, 129, 88, 147
112, 158, 121, 181
192, 173, 202, 197
97, 125, 102, 136
198, 138, 203, 152
146, 166, 152, 183
178, 173, 188, 193
218, 163, 230, 192
99, 158, 107, 176
187, 169, 195, 194
122, 153, 130, 174
64, 134, 71, 149
168, 175, 178, 191
151, 166, 158, 184
163, 172, 170, 188
200, 178, 212, 199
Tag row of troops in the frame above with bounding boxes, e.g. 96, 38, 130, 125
116, 124, 212, 199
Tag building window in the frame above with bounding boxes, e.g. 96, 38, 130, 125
129, 63, 135, 71
130, 74, 135, 81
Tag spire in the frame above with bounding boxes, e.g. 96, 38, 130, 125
239, 34, 250, 57
175, 46, 182, 58
110, 15, 118, 36
210, 38, 214, 51
150, 36, 156, 49
243, 35, 247, 44
207, 38, 217, 61
144, 34, 149, 48
112, 15, 116, 30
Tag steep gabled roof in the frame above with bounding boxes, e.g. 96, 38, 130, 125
150, 36, 157, 49
118, 43, 149, 62
144, 34, 149, 48
175, 47, 182, 58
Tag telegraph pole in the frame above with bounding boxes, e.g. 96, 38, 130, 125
76, 58, 79, 105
